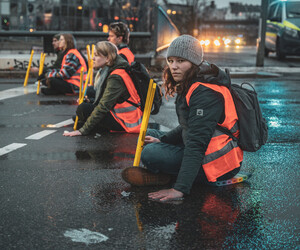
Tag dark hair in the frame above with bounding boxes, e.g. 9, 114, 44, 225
163, 64, 199, 97
108, 22, 130, 44
61, 33, 76, 51
53, 34, 60, 40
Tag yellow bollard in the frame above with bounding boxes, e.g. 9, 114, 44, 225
81, 68, 91, 102
23, 49, 34, 87
79, 67, 84, 100
86, 44, 91, 68
73, 68, 84, 131
73, 116, 79, 131
90, 44, 95, 86
133, 79, 157, 167
36, 53, 46, 95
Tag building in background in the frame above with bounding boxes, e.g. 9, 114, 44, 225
0, 0, 154, 32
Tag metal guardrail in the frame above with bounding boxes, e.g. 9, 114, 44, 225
0, 31, 151, 53
0, 31, 151, 37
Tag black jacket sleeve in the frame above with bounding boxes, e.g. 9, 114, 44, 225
173, 85, 224, 194
160, 125, 183, 145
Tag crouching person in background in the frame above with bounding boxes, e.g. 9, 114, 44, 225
41, 33, 88, 95
63, 41, 143, 137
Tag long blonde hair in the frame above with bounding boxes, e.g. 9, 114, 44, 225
95, 41, 118, 66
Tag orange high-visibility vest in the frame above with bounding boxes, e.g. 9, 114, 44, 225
118, 47, 135, 64
59, 49, 88, 87
186, 82, 243, 182
109, 69, 143, 133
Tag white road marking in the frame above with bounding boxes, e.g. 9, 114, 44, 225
50, 118, 74, 128
25, 130, 57, 140
0, 85, 36, 101
0, 143, 27, 156
64, 228, 109, 244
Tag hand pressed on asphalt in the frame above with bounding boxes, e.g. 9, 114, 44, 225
144, 136, 160, 144
148, 188, 183, 202
63, 130, 82, 137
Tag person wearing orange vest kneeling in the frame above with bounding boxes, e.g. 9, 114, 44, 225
108, 22, 135, 64
41, 33, 88, 95
63, 41, 142, 137
122, 35, 243, 202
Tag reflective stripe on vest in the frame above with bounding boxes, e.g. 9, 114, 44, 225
109, 69, 143, 133
61, 49, 88, 88
186, 82, 243, 182
118, 47, 135, 64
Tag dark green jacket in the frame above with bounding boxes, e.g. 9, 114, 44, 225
160, 62, 231, 194
43, 50, 66, 74
79, 55, 130, 135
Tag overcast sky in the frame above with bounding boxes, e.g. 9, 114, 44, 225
213, 0, 262, 8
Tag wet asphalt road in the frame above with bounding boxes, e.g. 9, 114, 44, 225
0, 72, 299, 248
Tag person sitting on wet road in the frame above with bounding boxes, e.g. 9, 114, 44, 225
41, 33, 88, 95
31, 34, 67, 85
63, 41, 143, 137
122, 35, 244, 202
108, 22, 134, 64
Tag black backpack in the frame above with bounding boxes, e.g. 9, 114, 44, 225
125, 61, 162, 115
217, 69, 268, 152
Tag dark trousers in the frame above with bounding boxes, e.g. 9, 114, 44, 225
141, 129, 240, 183
48, 77, 75, 95
76, 102, 124, 132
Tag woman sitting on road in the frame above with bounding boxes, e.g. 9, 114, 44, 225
41, 33, 88, 95
122, 35, 244, 202
63, 41, 142, 137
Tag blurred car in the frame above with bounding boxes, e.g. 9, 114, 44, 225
199, 35, 245, 47
265, 0, 300, 59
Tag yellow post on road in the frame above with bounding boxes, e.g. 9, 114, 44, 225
133, 79, 156, 167
36, 53, 46, 95
90, 44, 95, 86
23, 49, 34, 87
82, 68, 91, 100
73, 67, 85, 131
86, 44, 91, 67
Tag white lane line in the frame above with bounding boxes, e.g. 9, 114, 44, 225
0, 85, 36, 101
47, 118, 74, 128
25, 130, 57, 140
0, 143, 27, 156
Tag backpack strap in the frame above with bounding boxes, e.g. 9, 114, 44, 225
216, 125, 238, 141
225, 68, 232, 90
125, 99, 141, 109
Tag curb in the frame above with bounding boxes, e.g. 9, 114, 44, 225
230, 72, 281, 78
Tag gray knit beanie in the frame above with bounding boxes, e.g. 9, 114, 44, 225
167, 35, 203, 66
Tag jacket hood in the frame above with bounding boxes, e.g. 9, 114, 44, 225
196, 60, 231, 88
108, 54, 129, 73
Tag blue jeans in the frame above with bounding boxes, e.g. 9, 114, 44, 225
141, 129, 240, 183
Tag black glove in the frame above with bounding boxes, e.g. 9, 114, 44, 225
37, 74, 44, 81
